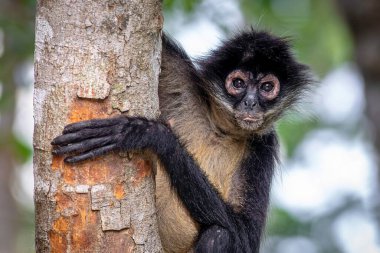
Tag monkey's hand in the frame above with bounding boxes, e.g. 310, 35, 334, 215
51, 116, 167, 163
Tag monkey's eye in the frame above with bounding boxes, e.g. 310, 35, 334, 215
258, 74, 280, 100
232, 78, 246, 89
260, 82, 274, 92
225, 70, 251, 96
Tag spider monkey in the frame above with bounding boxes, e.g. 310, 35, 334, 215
52, 29, 311, 253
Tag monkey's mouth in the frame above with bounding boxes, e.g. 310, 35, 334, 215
235, 113, 264, 130
236, 113, 263, 123
242, 116, 261, 122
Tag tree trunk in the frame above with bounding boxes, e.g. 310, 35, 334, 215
336, 0, 380, 234
34, 1, 163, 252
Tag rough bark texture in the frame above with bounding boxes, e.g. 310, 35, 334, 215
335, 0, 380, 231
34, 0, 163, 252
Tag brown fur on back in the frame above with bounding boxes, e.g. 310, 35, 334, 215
155, 47, 248, 253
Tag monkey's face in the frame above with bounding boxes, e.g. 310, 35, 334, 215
199, 30, 312, 133
224, 69, 281, 131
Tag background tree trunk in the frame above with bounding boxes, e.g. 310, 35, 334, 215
34, 0, 163, 252
336, 0, 380, 235
0, 73, 17, 253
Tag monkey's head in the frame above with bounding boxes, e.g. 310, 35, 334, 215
198, 29, 312, 134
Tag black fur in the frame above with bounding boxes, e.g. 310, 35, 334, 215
52, 30, 311, 253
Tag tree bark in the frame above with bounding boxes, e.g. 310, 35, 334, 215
34, 1, 163, 252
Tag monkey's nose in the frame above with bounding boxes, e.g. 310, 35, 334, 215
243, 99, 257, 110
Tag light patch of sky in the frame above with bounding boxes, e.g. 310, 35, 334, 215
196, 0, 244, 30
165, 0, 244, 58
272, 65, 374, 246
13, 62, 34, 207
274, 236, 318, 253
175, 21, 222, 58
274, 129, 375, 217
12, 161, 34, 207
314, 64, 365, 125
13, 75, 34, 146
333, 210, 380, 253
14, 59, 34, 88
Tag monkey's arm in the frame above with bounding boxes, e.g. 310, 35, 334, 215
52, 117, 277, 252
52, 117, 232, 227
238, 134, 278, 252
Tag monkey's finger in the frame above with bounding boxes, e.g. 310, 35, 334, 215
52, 135, 119, 155
63, 117, 127, 134
51, 127, 114, 145
64, 144, 118, 163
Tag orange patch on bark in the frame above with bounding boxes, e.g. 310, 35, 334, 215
51, 190, 103, 252
53, 217, 69, 233
71, 228, 98, 252
55, 193, 74, 213
51, 99, 113, 184
52, 99, 127, 185
114, 183, 126, 200
50, 216, 69, 252
58, 154, 125, 186
49, 99, 138, 251
51, 156, 64, 171
73, 195, 93, 225
86, 159, 110, 184
52, 186, 100, 252
50, 231, 68, 253
132, 158, 152, 186
70, 195, 99, 252
102, 230, 136, 252
79, 153, 126, 185
56, 151, 125, 186
62, 164, 76, 184
68, 99, 110, 123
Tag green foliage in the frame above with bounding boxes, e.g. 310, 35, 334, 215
267, 207, 311, 236
19, 0, 36, 7
277, 115, 319, 157
0, 18, 35, 59
16, 206, 35, 253
164, 0, 202, 12
0, 0, 35, 165
0, 0, 36, 60
10, 134, 33, 163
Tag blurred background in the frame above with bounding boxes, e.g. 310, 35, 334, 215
1, 0, 379, 252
